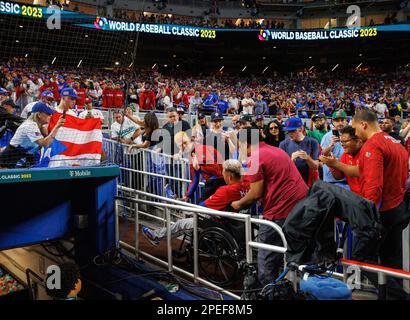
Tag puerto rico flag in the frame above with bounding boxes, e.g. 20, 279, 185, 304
40, 113, 102, 167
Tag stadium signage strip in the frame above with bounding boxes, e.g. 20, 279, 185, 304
0, 166, 120, 184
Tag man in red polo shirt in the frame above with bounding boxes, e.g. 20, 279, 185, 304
113, 83, 125, 108
319, 126, 362, 195
352, 109, 410, 299
231, 127, 308, 285
102, 82, 115, 108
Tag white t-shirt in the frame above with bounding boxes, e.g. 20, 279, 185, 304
20, 101, 37, 119
110, 118, 142, 144
55, 106, 78, 117
10, 119, 42, 152
228, 97, 239, 110
374, 103, 388, 118
79, 109, 105, 122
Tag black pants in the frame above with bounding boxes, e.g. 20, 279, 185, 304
363, 201, 410, 300
0, 145, 34, 168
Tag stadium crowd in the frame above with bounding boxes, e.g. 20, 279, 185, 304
1, 63, 410, 299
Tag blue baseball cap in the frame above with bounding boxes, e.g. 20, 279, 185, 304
284, 117, 303, 131
32, 102, 56, 115
60, 87, 79, 99
0, 87, 9, 95
41, 90, 54, 99
57, 75, 65, 79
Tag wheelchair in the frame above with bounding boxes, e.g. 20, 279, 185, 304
174, 212, 255, 287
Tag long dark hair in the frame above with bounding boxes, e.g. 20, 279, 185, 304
144, 111, 159, 136
263, 120, 285, 147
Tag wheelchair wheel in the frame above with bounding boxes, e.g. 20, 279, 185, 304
198, 227, 241, 287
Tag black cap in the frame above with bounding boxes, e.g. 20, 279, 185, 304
211, 111, 224, 122
312, 113, 326, 121
238, 114, 253, 123
2, 99, 17, 108
198, 112, 205, 119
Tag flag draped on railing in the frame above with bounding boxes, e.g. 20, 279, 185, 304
39, 113, 102, 167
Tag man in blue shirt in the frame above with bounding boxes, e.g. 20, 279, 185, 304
320, 110, 349, 188
279, 117, 320, 186
202, 87, 218, 112
254, 94, 267, 115
56, 75, 68, 92
217, 93, 229, 114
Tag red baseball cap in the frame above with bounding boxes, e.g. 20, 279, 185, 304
85, 98, 92, 103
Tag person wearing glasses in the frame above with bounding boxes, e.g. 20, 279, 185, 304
263, 120, 285, 148
319, 126, 362, 194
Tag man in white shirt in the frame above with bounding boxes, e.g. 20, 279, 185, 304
21, 90, 55, 119
228, 93, 239, 114
241, 92, 255, 115
373, 98, 388, 119
79, 98, 105, 123
110, 111, 142, 144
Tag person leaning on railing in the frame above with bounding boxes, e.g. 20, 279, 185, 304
125, 107, 161, 150
0, 102, 65, 169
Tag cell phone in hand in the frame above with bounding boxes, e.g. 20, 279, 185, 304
332, 129, 340, 138
62, 110, 67, 119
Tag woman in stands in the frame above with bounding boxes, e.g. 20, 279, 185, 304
263, 119, 285, 148
125, 108, 160, 150
0, 102, 65, 168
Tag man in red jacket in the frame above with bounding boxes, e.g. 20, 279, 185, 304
102, 82, 115, 108
73, 80, 87, 110
113, 83, 124, 108
139, 83, 156, 110
39, 78, 60, 100
352, 109, 410, 300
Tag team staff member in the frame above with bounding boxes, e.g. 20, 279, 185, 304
352, 109, 410, 300
78, 98, 104, 122
231, 127, 308, 285
141, 159, 250, 246
319, 126, 362, 194
0, 103, 65, 168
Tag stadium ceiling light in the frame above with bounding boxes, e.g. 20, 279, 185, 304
173, 54, 176, 58
309, 56, 312, 59
309, 66, 315, 71
130, 39, 134, 42
19, 25, 23, 28
164, 64, 168, 67
242, 66, 247, 72
331, 64, 339, 72
128, 62, 133, 68
85, 34, 88, 38
176, 65, 180, 67
151, 63, 157, 69
356, 62, 363, 69
219, 66, 224, 72
262, 57, 266, 60
262, 66, 269, 74
115, 61, 120, 66
51, 57, 56, 64
77, 60, 82, 68
15, 40, 19, 43
359, 53, 363, 57
220, 56, 224, 60
25, 54, 28, 58
273, 46, 277, 49
124, 52, 127, 55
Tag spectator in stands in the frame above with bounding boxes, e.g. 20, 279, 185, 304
0, 87, 10, 106
78, 98, 104, 122
56, 75, 68, 92
162, 107, 191, 155
241, 92, 255, 115
189, 91, 202, 112
263, 119, 285, 148
55, 88, 79, 117
127, 110, 160, 149
238, 114, 253, 129
177, 106, 190, 129
114, 83, 125, 108
319, 126, 362, 194
0, 103, 65, 168
352, 109, 410, 300
191, 112, 208, 144
373, 98, 388, 119
39, 77, 59, 100
73, 80, 86, 110
102, 81, 115, 109
163, 88, 173, 110
307, 113, 329, 144
208, 111, 236, 161
141, 159, 250, 246
88, 81, 102, 105
255, 114, 265, 131
21, 90, 55, 119
217, 93, 229, 114
111, 110, 142, 145
279, 117, 320, 186
139, 83, 156, 111
380, 117, 405, 145
231, 114, 241, 132
254, 94, 267, 115
231, 127, 308, 285
202, 86, 218, 112
228, 92, 239, 114
321, 110, 349, 188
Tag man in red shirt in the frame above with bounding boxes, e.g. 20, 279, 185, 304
352, 109, 410, 299
73, 80, 87, 110
141, 159, 250, 246
139, 84, 156, 110
319, 126, 362, 195
231, 127, 308, 285
102, 82, 115, 108
39, 78, 59, 100
113, 83, 125, 108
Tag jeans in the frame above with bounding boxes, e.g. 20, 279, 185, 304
257, 219, 286, 286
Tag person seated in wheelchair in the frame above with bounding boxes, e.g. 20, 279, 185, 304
142, 159, 250, 246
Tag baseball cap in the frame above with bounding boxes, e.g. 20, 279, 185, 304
0, 87, 9, 95
41, 90, 54, 100
32, 102, 56, 115
238, 114, 253, 123
85, 97, 92, 103
60, 87, 79, 99
283, 117, 303, 131
255, 114, 264, 121
332, 110, 347, 120
312, 113, 326, 121
57, 75, 65, 79
2, 99, 17, 108
198, 112, 205, 119
177, 106, 185, 113
211, 111, 224, 122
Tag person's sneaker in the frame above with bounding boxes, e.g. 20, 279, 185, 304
142, 226, 160, 246
165, 184, 176, 199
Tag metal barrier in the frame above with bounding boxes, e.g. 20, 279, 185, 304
116, 186, 288, 300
